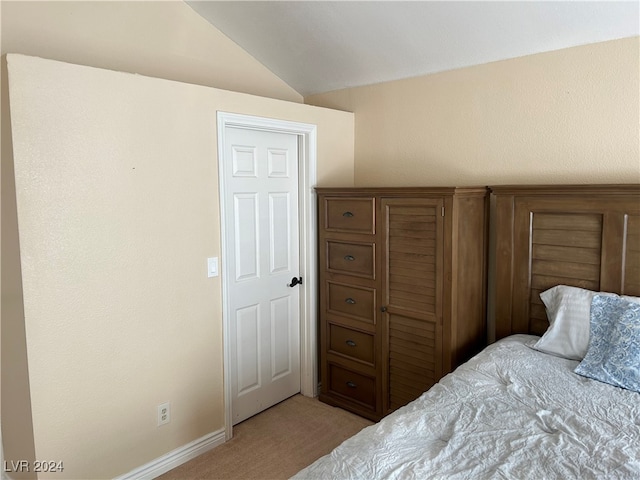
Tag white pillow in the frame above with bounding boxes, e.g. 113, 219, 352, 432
532, 285, 640, 360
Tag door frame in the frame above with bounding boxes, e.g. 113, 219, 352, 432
217, 112, 318, 440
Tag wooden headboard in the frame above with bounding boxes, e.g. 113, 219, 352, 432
492, 184, 640, 340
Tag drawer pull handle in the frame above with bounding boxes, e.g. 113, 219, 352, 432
342, 211, 354, 217
344, 255, 355, 261
346, 381, 357, 388
346, 340, 357, 347
345, 297, 356, 304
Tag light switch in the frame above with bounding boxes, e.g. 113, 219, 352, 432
207, 257, 219, 278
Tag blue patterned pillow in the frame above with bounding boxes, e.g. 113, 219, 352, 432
574, 295, 640, 393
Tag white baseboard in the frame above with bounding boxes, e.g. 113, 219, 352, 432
114, 428, 226, 480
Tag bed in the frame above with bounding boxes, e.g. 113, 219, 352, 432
294, 184, 640, 480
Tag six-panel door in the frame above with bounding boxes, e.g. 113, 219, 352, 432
223, 127, 301, 425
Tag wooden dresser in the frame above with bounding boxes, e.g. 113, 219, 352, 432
317, 187, 489, 420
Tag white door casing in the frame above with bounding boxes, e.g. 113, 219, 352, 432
217, 113, 318, 438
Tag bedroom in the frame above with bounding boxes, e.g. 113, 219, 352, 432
1, 1, 639, 479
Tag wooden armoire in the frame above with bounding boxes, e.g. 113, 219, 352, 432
317, 187, 489, 421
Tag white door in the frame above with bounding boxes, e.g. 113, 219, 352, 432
223, 126, 301, 425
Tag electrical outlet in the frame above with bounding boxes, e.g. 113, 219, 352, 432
157, 402, 171, 426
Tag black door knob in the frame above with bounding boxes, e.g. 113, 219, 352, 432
288, 277, 303, 287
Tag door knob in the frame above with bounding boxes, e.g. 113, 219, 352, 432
288, 277, 303, 287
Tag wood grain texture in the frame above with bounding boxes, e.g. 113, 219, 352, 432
318, 191, 382, 420
326, 240, 375, 278
327, 363, 377, 410
491, 184, 640, 338
327, 282, 377, 324
623, 214, 640, 296
317, 187, 488, 420
328, 323, 375, 365
388, 313, 437, 410
382, 198, 443, 412
386, 202, 438, 314
324, 197, 376, 234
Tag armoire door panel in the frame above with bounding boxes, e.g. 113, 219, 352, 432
388, 312, 439, 411
390, 287, 436, 304
382, 198, 443, 318
389, 281, 436, 295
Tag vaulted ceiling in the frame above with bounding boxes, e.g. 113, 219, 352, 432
187, 1, 639, 97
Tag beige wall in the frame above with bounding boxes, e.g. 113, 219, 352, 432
305, 37, 640, 187
0, 3, 352, 478
1, 58, 37, 480
1, 1, 302, 103
5, 54, 353, 479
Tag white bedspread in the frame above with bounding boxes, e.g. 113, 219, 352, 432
293, 335, 640, 479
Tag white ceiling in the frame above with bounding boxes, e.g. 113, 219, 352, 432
187, 1, 640, 97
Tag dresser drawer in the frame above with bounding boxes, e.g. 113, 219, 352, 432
327, 241, 375, 278
329, 324, 375, 364
327, 282, 376, 323
324, 197, 375, 234
328, 364, 376, 409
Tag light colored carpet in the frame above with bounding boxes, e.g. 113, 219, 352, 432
157, 394, 373, 480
